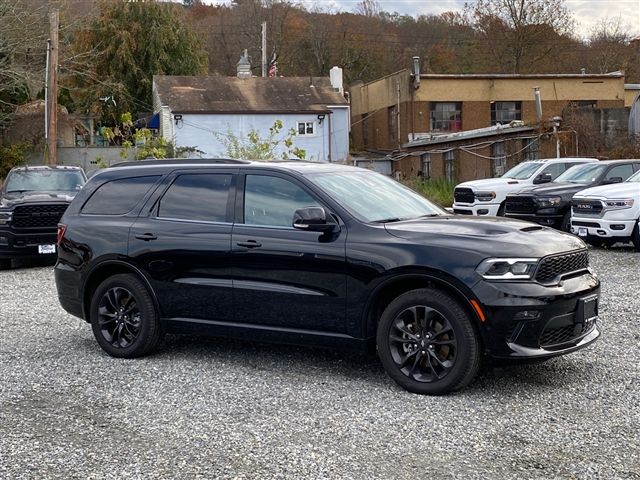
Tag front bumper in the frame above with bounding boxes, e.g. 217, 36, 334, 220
505, 212, 564, 228
571, 217, 636, 239
0, 228, 58, 259
473, 272, 601, 359
452, 202, 502, 216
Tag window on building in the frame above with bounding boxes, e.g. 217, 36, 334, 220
430, 102, 462, 132
297, 122, 315, 136
523, 138, 539, 161
444, 150, 456, 183
570, 100, 597, 108
492, 142, 507, 177
491, 101, 522, 125
421, 153, 431, 179
388, 106, 398, 144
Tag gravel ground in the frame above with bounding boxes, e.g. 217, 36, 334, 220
1, 247, 639, 479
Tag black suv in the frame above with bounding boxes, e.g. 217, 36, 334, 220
0, 165, 86, 268
504, 160, 640, 231
55, 160, 601, 395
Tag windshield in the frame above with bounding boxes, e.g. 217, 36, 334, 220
554, 164, 606, 184
502, 162, 542, 180
309, 169, 446, 223
627, 170, 640, 183
5, 169, 85, 193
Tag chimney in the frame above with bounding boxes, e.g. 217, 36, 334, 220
330, 66, 343, 95
412, 56, 421, 89
581, 68, 586, 75
237, 49, 252, 78
533, 87, 543, 123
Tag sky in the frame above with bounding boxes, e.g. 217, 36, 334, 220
206, 0, 640, 38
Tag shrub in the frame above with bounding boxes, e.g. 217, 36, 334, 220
403, 177, 455, 207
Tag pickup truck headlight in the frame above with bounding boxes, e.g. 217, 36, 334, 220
475, 191, 496, 202
0, 211, 12, 225
537, 196, 562, 207
476, 258, 539, 280
603, 199, 634, 210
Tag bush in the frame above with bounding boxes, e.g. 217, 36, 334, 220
403, 177, 455, 207
0, 143, 28, 180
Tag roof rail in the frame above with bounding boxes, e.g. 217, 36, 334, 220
110, 158, 251, 168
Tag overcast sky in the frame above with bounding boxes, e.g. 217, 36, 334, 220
206, 0, 640, 38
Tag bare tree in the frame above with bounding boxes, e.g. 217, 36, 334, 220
588, 17, 637, 76
354, 0, 381, 18
465, 0, 575, 73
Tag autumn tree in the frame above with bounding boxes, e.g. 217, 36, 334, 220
465, 0, 574, 73
66, 0, 207, 123
587, 17, 639, 81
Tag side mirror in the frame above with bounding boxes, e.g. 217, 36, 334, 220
293, 206, 337, 232
533, 173, 553, 184
602, 176, 623, 185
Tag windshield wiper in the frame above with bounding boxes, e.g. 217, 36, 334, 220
371, 217, 405, 223
6, 189, 32, 193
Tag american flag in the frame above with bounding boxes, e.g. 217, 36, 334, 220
268, 52, 278, 77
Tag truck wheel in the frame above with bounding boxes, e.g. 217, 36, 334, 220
497, 203, 505, 216
0, 259, 10, 270
632, 222, 640, 251
561, 211, 571, 232
376, 288, 481, 395
89, 274, 164, 358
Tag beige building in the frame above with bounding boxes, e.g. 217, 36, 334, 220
625, 84, 640, 107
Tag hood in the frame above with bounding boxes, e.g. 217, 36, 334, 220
511, 182, 590, 197
456, 178, 524, 191
0, 190, 77, 208
384, 216, 585, 259
574, 182, 640, 199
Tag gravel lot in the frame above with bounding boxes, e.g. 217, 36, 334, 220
1, 247, 639, 479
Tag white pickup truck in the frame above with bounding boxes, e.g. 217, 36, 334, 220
452, 158, 598, 216
571, 169, 640, 250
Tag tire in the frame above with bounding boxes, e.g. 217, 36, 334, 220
497, 202, 505, 216
632, 221, 640, 252
560, 211, 571, 232
89, 273, 163, 358
0, 259, 11, 270
376, 288, 481, 395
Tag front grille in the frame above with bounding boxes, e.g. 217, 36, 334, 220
540, 318, 596, 347
13, 234, 57, 247
506, 195, 535, 214
454, 188, 475, 204
572, 220, 601, 228
12, 204, 68, 229
535, 250, 589, 283
572, 199, 602, 215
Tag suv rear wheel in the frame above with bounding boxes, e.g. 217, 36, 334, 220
376, 288, 480, 395
89, 274, 163, 358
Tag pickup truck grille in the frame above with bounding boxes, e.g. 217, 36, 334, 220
535, 250, 589, 284
12, 204, 68, 229
505, 195, 535, 214
572, 199, 602, 215
454, 188, 475, 203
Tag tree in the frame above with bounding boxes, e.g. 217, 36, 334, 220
354, 0, 381, 18
217, 120, 306, 160
66, 0, 207, 123
587, 17, 638, 80
465, 0, 574, 73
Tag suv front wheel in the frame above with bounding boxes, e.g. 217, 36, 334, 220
376, 288, 480, 395
89, 274, 163, 358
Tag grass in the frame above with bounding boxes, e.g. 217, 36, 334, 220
403, 177, 455, 207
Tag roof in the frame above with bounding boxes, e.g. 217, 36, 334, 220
404, 123, 536, 148
625, 84, 640, 90
153, 76, 348, 114
420, 72, 624, 80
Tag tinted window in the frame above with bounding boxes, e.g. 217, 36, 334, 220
541, 163, 566, 180
606, 164, 635, 182
158, 174, 232, 222
244, 175, 319, 227
82, 176, 160, 215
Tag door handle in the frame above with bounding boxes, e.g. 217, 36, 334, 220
236, 240, 262, 249
135, 233, 158, 241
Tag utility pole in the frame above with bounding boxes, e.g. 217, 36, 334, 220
47, 10, 59, 165
261, 21, 267, 77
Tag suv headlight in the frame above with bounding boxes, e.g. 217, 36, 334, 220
0, 211, 12, 225
476, 258, 539, 280
603, 199, 634, 210
475, 191, 496, 202
537, 196, 561, 207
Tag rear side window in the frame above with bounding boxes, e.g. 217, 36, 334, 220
82, 176, 160, 215
157, 174, 232, 222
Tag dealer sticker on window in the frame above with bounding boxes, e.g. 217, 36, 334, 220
38, 244, 56, 254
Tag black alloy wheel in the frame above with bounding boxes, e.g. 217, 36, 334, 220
377, 288, 480, 395
632, 221, 640, 251
90, 274, 163, 358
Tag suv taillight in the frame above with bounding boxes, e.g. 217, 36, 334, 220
57, 224, 67, 245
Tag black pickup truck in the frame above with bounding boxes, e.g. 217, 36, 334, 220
0, 165, 86, 268
505, 160, 640, 231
